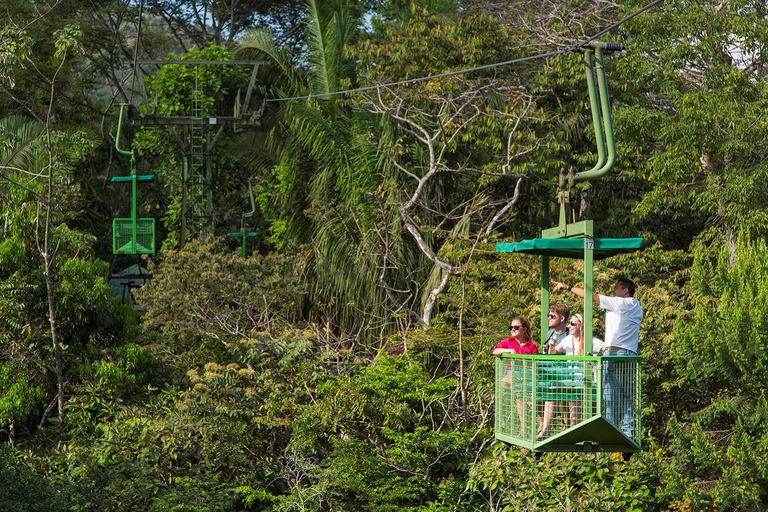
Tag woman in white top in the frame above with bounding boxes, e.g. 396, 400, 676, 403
550, 314, 602, 427
552, 313, 604, 356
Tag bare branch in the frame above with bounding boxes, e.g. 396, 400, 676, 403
486, 175, 524, 235
363, 79, 542, 328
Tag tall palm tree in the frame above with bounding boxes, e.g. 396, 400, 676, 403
229, 0, 428, 344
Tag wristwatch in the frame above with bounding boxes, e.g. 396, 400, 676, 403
567, 284, 573, 291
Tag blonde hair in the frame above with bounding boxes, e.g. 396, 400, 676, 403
571, 314, 584, 355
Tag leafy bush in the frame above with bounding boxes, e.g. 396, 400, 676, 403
0, 446, 71, 511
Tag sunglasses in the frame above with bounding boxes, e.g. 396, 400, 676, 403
569, 321, 580, 326
510, 325, 523, 331
548, 313, 557, 319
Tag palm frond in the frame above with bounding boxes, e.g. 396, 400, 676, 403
233, 27, 305, 97
0, 115, 45, 169
305, 0, 352, 96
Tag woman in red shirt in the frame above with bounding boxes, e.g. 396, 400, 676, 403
493, 316, 539, 356
494, 317, 539, 437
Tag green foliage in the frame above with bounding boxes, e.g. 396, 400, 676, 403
64, 327, 317, 511
63, 403, 241, 512
469, 443, 653, 511
144, 45, 245, 117
136, 235, 302, 350
232, 1, 401, 340
0, 445, 71, 511
288, 354, 476, 510
0, 26, 33, 88
369, 0, 459, 29
147, 475, 235, 512
0, 367, 44, 431
618, 0, 768, 244
58, 257, 132, 348
648, 413, 768, 511
671, 236, 768, 426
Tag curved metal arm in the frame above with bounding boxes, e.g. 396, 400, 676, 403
115, 104, 136, 173
574, 46, 617, 183
579, 50, 607, 179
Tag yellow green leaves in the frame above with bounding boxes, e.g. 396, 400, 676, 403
0, 28, 32, 88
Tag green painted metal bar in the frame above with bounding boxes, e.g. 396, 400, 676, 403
115, 105, 134, 161
138, 60, 267, 65
131, 175, 137, 252
583, 222, 594, 355
582, 50, 607, 176
541, 255, 550, 345
227, 231, 259, 257
111, 176, 154, 182
575, 46, 617, 183
117, 105, 138, 251
496, 237, 643, 259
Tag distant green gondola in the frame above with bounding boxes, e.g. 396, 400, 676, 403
112, 104, 155, 255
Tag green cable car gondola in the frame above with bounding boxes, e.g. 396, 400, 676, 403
494, 42, 642, 456
112, 104, 155, 254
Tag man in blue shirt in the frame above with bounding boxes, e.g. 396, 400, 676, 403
543, 303, 571, 354
537, 303, 571, 438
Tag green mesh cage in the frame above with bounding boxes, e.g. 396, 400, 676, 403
113, 218, 155, 254
495, 354, 641, 453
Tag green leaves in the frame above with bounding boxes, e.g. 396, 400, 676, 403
136, 235, 302, 348
650, 415, 768, 511
617, 0, 768, 244
0, 28, 32, 88
671, 236, 768, 421
144, 45, 245, 118
0, 446, 70, 511
0, 368, 44, 430
286, 353, 474, 510
53, 25, 83, 57
469, 444, 653, 511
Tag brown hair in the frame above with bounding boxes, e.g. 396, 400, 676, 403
511, 316, 532, 341
549, 303, 570, 320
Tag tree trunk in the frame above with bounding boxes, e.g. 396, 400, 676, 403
44, 130, 66, 445
44, 250, 67, 444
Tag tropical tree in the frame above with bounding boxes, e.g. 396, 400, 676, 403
230, 0, 400, 345
0, 21, 123, 442
616, 0, 768, 250
229, 3, 577, 343
136, 235, 302, 347
144, 0, 306, 48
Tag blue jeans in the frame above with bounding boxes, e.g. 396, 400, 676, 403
603, 349, 636, 438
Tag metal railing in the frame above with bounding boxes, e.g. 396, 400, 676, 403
495, 354, 641, 451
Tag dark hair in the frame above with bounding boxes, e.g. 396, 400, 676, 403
617, 277, 636, 297
511, 316, 532, 340
549, 303, 570, 319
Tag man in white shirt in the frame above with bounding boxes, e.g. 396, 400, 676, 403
553, 277, 642, 439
